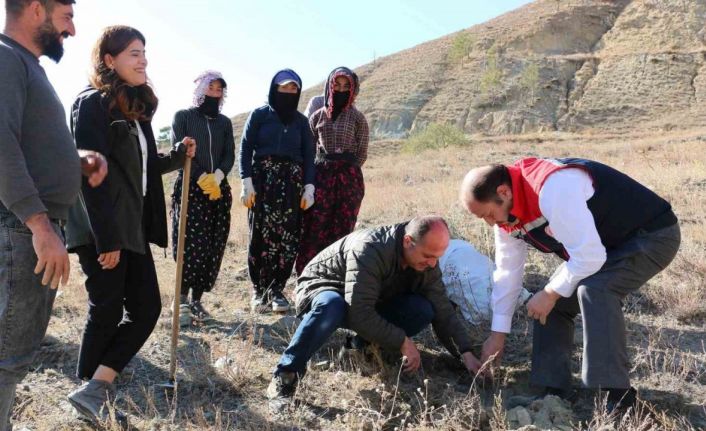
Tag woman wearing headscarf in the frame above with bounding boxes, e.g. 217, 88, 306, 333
64, 25, 195, 426
294, 66, 369, 275
239, 69, 315, 312
170, 70, 234, 323
303, 70, 359, 119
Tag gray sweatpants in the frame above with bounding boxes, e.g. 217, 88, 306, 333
530, 223, 680, 391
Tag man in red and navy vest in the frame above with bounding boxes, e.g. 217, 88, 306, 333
460, 157, 680, 414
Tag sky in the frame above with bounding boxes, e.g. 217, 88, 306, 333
2, 0, 532, 130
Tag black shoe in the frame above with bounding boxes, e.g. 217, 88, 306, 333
345, 333, 369, 350
189, 300, 211, 321
606, 387, 637, 416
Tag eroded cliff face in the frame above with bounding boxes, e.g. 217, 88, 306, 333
233, 0, 706, 140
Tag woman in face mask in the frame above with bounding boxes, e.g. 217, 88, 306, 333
303, 70, 359, 119
295, 67, 369, 275
239, 69, 315, 313
169, 71, 235, 324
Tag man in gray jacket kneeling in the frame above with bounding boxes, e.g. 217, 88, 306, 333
267, 215, 482, 407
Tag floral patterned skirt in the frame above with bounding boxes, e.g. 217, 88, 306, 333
171, 172, 232, 295
248, 156, 304, 296
295, 159, 364, 275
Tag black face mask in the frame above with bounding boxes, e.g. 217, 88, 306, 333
331, 91, 349, 121
198, 95, 220, 117
273, 92, 299, 124
333, 91, 349, 110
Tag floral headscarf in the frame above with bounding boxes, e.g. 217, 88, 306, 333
192, 70, 228, 112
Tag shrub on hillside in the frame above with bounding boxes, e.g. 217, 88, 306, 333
402, 123, 467, 153
519, 61, 540, 100
480, 44, 503, 97
448, 32, 475, 65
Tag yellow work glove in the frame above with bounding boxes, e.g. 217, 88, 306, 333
208, 185, 222, 200
208, 169, 224, 200
197, 173, 220, 197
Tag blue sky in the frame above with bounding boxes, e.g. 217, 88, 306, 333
2, 0, 531, 129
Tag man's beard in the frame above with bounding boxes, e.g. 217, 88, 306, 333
35, 19, 67, 62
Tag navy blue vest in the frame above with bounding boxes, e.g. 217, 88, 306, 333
512, 158, 677, 261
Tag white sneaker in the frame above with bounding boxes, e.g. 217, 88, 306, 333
271, 293, 290, 312
178, 303, 192, 327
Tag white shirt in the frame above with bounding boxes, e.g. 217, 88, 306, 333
491, 168, 607, 333
134, 121, 148, 196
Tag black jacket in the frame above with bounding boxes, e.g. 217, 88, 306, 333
171, 107, 235, 181
66, 87, 185, 254
295, 223, 473, 355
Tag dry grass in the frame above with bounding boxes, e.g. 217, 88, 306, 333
11, 128, 706, 430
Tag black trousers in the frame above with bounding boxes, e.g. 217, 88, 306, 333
75, 244, 161, 379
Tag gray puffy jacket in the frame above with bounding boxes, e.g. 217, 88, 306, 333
295, 222, 473, 355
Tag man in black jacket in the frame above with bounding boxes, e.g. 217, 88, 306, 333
267, 215, 482, 407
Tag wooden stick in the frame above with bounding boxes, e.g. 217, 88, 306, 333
169, 156, 191, 383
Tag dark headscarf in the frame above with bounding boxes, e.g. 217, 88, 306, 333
268, 68, 302, 125
324, 66, 358, 121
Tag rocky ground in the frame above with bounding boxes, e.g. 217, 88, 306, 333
10, 129, 706, 430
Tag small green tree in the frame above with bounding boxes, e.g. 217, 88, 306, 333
448, 32, 475, 66
480, 44, 503, 97
519, 61, 540, 100
156, 125, 171, 149
402, 123, 467, 153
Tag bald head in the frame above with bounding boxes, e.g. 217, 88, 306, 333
403, 215, 449, 271
405, 215, 449, 243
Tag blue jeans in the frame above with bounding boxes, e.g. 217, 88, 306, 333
0, 210, 62, 431
275, 290, 435, 375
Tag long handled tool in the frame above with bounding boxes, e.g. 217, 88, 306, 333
158, 156, 191, 391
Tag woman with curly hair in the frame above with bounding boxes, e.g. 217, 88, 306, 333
64, 25, 195, 426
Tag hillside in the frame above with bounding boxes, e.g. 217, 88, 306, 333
232, 0, 706, 139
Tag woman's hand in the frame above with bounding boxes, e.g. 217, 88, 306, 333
182, 137, 196, 158
300, 184, 315, 210
240, 177, 256, 208
98, 250, 121, 270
